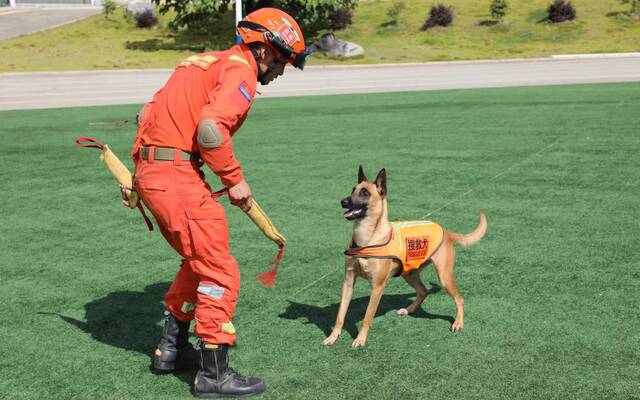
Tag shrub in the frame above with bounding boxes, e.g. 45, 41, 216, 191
383, 0, 405, 27
134, 9, 159, 28
422, 4, 454, 30
620, 0, 640, 15
490, 0, 508, 21
103, 0, 116, 19
328, 7, 353, 30
278, 0, 358, 34
547, 0, 576, 23
126, 2, 159, 28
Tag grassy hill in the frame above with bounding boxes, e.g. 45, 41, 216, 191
0, 0, 638, 72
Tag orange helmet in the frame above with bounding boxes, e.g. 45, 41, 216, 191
237, 7, 311, 70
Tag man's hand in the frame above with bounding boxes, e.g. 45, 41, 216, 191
228, 179, 253, 212
119, 184, 133, 207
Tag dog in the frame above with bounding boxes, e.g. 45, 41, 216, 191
321, 166, 487, 348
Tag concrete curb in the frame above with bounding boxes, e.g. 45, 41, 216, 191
2, 53, 640, 76
551, 52, 640, 59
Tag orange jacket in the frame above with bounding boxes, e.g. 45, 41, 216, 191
345, 221, 444, 276
133, 44, 258, 187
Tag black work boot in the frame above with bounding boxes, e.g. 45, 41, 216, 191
152, 311, 199, 372
193, 341, 266, 398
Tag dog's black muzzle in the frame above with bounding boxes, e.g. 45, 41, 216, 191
341, 197, 367, 220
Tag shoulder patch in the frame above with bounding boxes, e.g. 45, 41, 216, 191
239, 82, 252, 102
178, 55, 218, 70
229, 81, 254, 110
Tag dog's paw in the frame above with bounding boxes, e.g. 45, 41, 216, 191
396, 308, 409, 316
451, 321, 464, 333
321, 334, 339, 346
351, 338, 367, 349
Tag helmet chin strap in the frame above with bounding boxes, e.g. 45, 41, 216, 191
250, 46, 280, 85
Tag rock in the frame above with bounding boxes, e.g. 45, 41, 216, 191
311, 33, 364, 58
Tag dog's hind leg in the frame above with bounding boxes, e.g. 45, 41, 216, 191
432, 241, 464, 333
397, 269, 430, 316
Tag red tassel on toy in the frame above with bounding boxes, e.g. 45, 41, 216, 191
256, 244, 285, 288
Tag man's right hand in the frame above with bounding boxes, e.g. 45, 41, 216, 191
228, 179, 253, 212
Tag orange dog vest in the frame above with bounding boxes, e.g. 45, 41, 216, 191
345, 221, 444, 276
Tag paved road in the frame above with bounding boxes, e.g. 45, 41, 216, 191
0, 6, 100, 40
1, 56, 639, 111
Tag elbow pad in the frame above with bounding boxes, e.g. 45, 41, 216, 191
197, 119, 225, 149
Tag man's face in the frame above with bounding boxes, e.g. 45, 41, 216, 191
258, 46, 286, 85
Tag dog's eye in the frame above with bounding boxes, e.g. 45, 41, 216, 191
359, 188, 370, 197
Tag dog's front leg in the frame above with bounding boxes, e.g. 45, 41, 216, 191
322, 262, 356, 346
352, 274, 389, 348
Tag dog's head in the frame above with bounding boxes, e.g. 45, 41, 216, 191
341, 165, 387, 221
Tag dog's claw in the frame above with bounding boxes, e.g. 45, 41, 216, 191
351, 338, 367, 348
396, 308, 409, 316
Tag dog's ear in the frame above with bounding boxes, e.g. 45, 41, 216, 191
358, 165, 367, 183
375, 168, 387, 197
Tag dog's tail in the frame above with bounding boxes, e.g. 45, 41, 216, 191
448, 211, 487, 247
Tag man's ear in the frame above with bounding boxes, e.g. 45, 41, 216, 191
375, 168, 386, 197
358, 165, 367, 183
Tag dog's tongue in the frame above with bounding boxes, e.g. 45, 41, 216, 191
344, 209, 357, 218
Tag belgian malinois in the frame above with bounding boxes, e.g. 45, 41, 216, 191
322, 166, 487, 348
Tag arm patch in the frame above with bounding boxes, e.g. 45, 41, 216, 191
197, 119, 224, 149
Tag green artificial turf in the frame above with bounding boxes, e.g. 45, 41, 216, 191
1, 83, 639, 399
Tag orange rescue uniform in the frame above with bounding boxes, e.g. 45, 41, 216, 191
131, 44, 258, 345
345, 221, 444, 276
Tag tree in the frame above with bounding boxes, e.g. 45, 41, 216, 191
490, 0, 508, 21
152, 0, 359, 36
103, 0, 116, 19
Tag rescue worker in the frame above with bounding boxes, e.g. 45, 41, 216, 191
130, 8, 310, 398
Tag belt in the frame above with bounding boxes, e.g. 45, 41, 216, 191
140, 146, 199, 162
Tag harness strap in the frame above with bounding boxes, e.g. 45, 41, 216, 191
345, 228, 394, 257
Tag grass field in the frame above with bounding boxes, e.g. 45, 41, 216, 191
1, 83, 639, 399
0, 0, 639, 72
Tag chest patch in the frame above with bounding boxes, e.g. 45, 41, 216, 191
406, 236, 429, 261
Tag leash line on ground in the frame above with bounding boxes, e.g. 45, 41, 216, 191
421, 138, 560, 218
289, 271, 334, 297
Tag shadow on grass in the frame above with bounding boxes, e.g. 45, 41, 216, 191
125, 19, 235, 53
606, 10, 640, 21
46, 282, 196, 385
279, 285, 454, 339
478, 20, 499, 26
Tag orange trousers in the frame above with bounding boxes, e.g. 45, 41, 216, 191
134, 150, 239, 344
